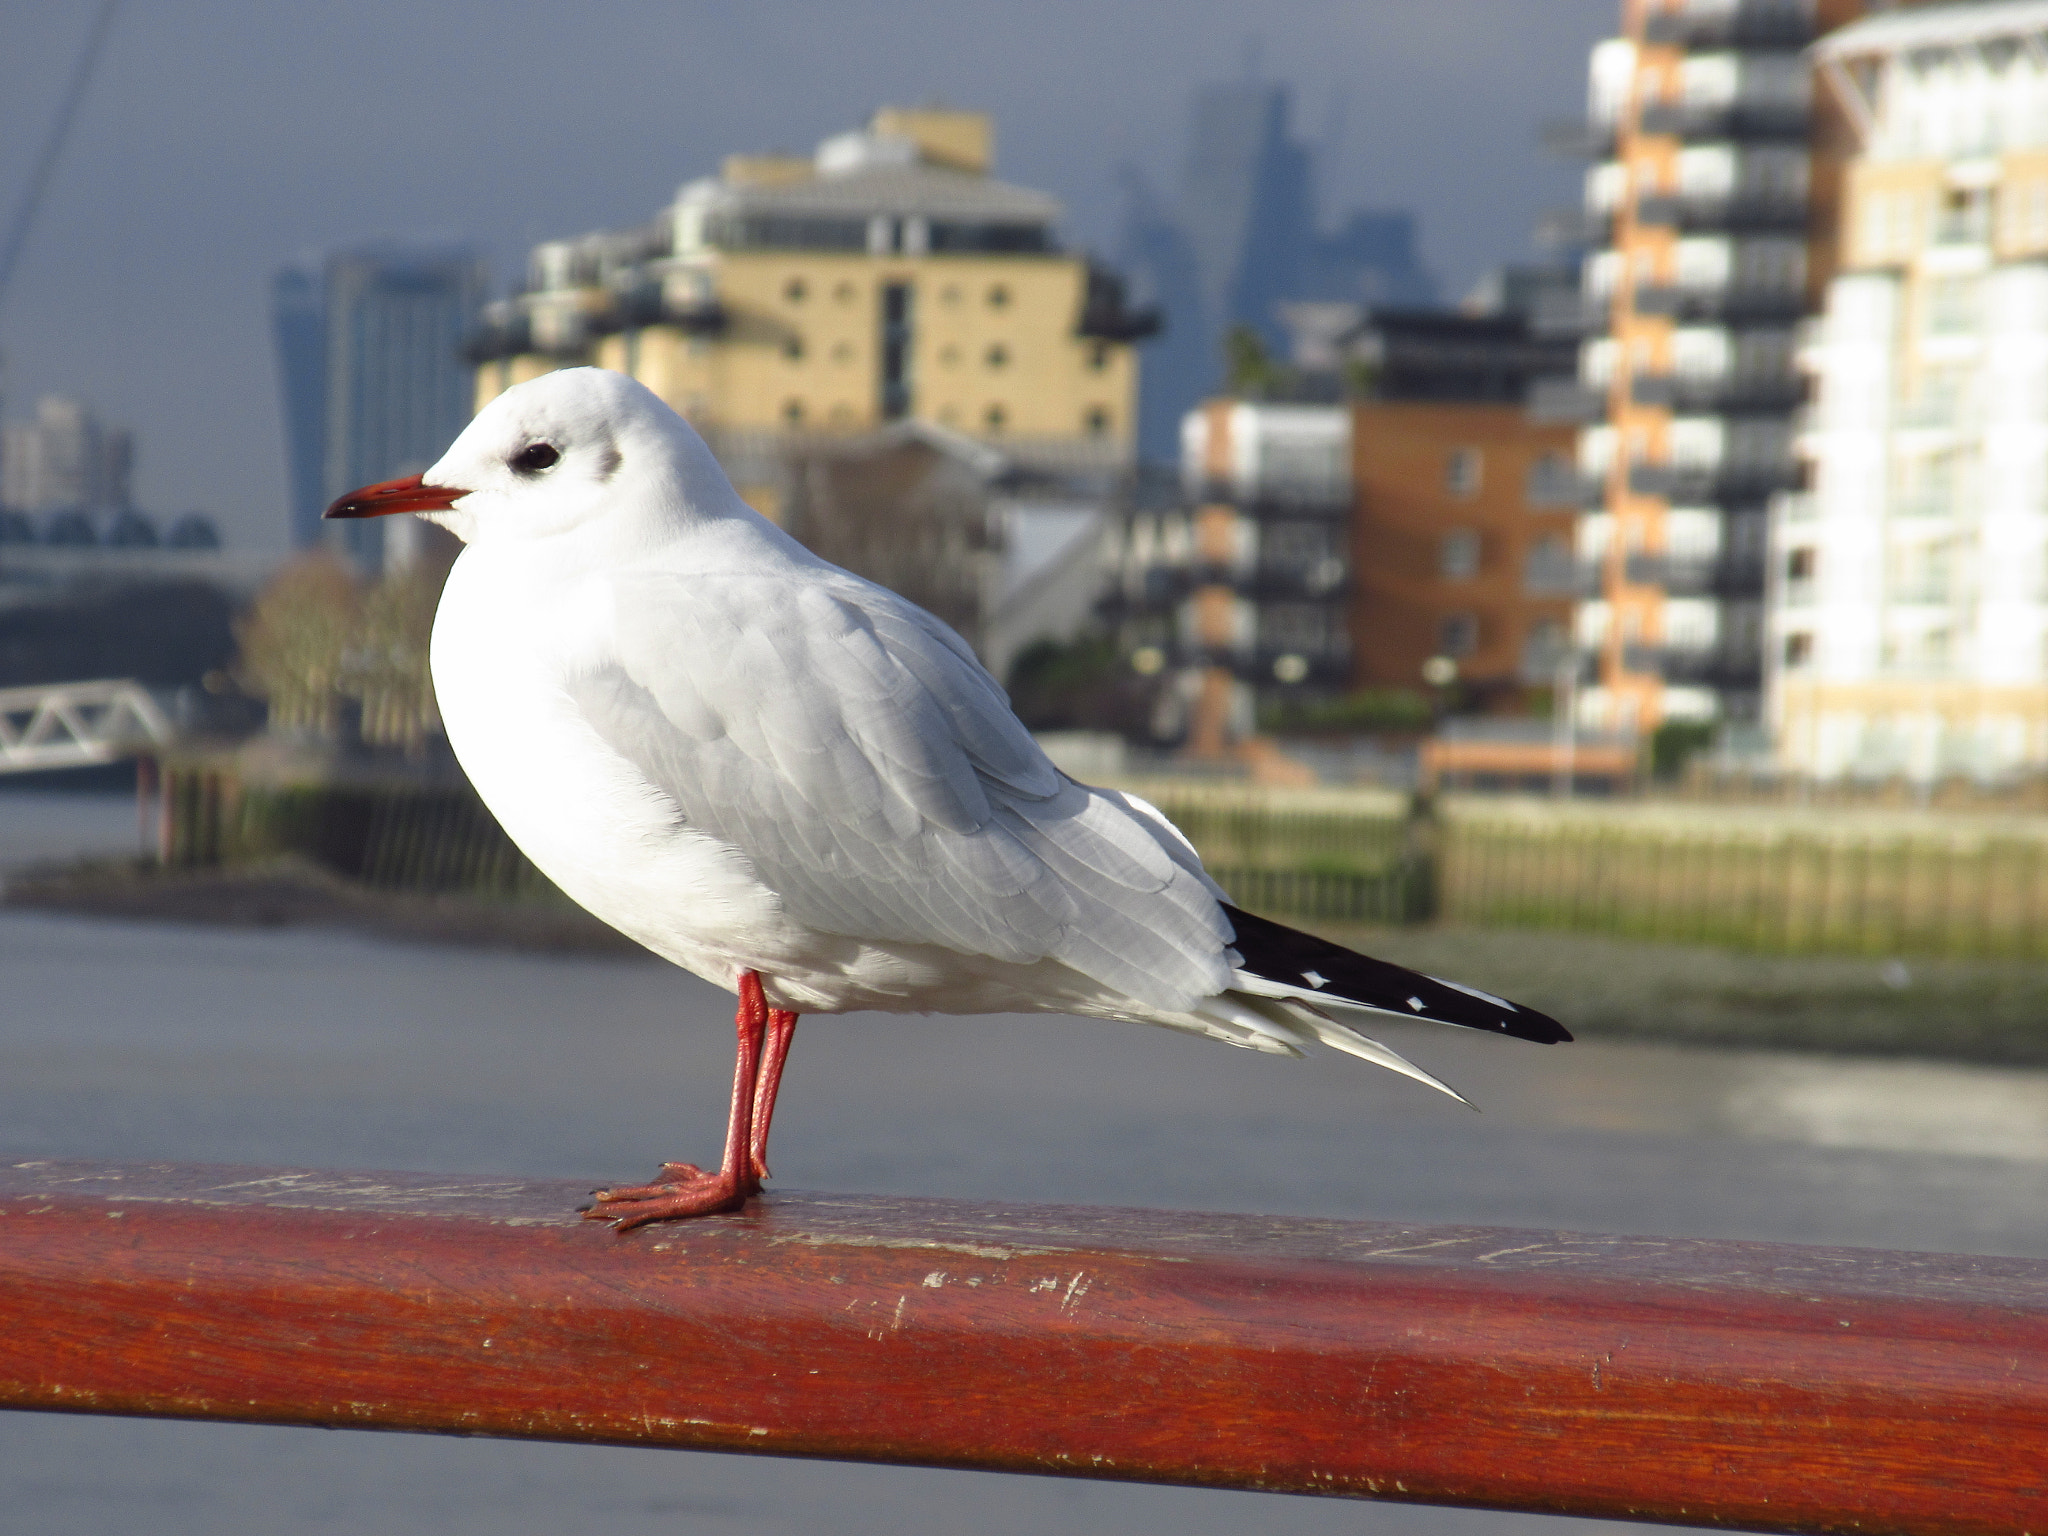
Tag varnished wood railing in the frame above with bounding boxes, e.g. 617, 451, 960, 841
1, 1159, 2042, 1534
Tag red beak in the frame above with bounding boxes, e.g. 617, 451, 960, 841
323, 473, 465, 520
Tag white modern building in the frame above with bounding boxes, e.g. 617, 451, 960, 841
1782, 2, 2048, 782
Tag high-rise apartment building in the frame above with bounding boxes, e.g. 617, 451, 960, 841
1556, 0, 1868, 736
468, 108, 1155, 525
1778, 2, 2048, 783
272, 242, 489, 569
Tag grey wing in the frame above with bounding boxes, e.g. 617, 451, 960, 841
569, 570, 1232, 1012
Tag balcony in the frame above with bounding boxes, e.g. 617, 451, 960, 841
1890, 580, 1956, 607
1527, 377, 1608, 424
1525, 459, 1607, 508
1634, 284, 1807, 323
1623, 552, 1768, 597
1239, 558, 1352, 601
1525, 555, 1603, 598
1633, 193, 1808, 234
1890, 491, 1959, 520
1630, 373, 1804, 412
1620, 644, 1764, 689
1641, 2, 1812, 48
1628, 461, 1801, 501
1530, 290, 1608, 339
1186, 479, 1352, 518
591, 281, 728, 337
1634, 101, 1810, 143
1893, 399, 1969, 431
1076, 263, 1163, 343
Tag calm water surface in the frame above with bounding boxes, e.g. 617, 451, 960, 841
2, 791, 2043, 1535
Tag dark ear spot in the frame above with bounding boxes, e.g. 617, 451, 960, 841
596, 443, 622, 481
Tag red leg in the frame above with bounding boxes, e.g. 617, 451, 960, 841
583, 972, 768, 1230
749, 1009, 799, 1184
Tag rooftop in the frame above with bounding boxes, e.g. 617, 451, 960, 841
1814, 0, 2048, 59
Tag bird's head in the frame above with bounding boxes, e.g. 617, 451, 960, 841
323, 367, 745, 551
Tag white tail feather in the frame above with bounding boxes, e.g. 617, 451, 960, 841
1226, 975, 1473, 1105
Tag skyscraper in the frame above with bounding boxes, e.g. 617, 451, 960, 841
271, 266, 326, 551
271, 242, 488, 570
1120, 80, 1436, 464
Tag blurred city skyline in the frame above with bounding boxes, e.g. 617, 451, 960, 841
0, 0, 1613, 552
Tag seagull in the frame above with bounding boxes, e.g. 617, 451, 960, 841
327, 368, 1569, 1229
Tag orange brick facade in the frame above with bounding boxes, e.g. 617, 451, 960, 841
1351, 401, 1579, 709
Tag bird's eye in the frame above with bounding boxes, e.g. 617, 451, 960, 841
512, 442, 560, 473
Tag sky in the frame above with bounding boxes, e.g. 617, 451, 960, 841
0, 0, 1615, 553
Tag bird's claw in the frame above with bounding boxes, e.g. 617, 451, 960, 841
580, 1161, 753, 1230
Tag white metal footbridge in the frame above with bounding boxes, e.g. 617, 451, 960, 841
0, 679, 173, 774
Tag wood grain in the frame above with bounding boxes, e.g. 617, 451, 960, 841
0, 1159, 2042, 1534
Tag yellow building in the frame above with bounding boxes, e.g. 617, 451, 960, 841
469, 108, 1155, 520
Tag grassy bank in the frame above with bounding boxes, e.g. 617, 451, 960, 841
1311, 920, 2048, 1067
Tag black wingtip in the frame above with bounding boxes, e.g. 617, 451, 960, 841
1220, 904, 1572, 1045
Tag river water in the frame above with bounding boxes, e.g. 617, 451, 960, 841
2, 792, 2044, 1535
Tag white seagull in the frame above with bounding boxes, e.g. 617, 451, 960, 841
327, 368, 1568, 1229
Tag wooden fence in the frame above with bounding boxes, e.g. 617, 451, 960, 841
1441, 818, 2048, 960
4, 1159, 2043, 1535
156, 763, 2048, 958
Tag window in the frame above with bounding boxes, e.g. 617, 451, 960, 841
1520, 618, 1570, 682
879, 281, 913, 421
1786, 547, 1816, 581
1084, 405, 1110, 437
1783, 632, 1813, 668
984, 402, 1007, 432
1524, 534, 1575, 593
782, 335, 805, 361
781, 399, 805, 426
1438, 613, 1479, 657
834, 281, 857, 303
1446, 447, 1483, 498
1440, 529, 1481, 580
987, 283, 1011, 310
1526, 451, 1579, 507
1926, 275, 1979, 334
1261, 603, 1336, 656
783, 277, 807, 304
1087, 341, 1110, 372
984, 343, 1010, 369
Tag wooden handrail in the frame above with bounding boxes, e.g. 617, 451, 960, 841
1, 1159, 2042, 1534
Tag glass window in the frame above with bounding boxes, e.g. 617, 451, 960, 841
1441, 529, 1481, 580
1446, 447, 1483, 498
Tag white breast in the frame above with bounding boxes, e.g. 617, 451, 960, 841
429, 550, 790, 990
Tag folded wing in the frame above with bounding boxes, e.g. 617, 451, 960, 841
568, 569, 1233, 1012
